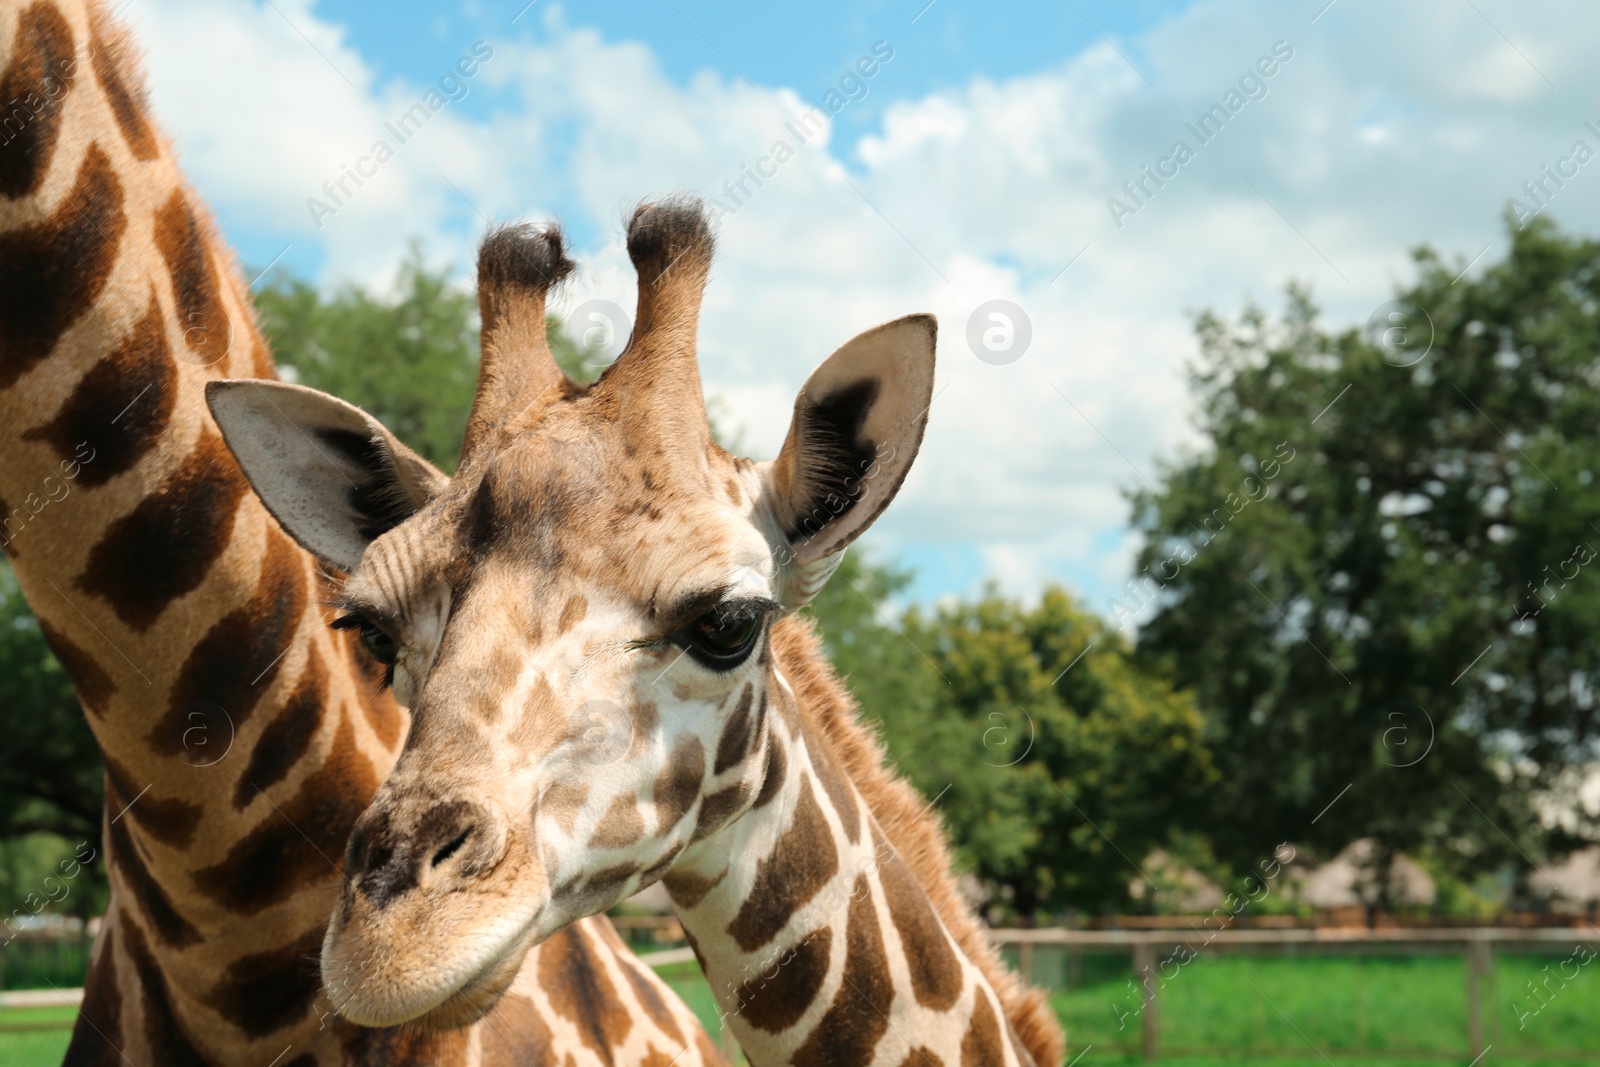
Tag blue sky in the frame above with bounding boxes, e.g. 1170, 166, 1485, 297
126, 0, 1600, 622
223, 0, 1201, 278
313, 0, 1195, 132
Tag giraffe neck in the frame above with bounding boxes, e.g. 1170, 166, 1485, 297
0, 3, 719, 1064
663, 619, 1063, 1067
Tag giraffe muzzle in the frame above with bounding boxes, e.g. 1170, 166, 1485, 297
321, 792, 546, 1029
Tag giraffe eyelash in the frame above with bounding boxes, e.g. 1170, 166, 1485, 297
332, 613, 399, 689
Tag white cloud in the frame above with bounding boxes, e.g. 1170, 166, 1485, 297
126, 0, 1600, 610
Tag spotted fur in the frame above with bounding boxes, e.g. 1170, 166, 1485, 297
0, 2, 726, 1064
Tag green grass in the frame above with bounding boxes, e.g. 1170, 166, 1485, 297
0, 1005, 75, 1067
3, 953, 1596, 1066
1050, 951, 1600, 1064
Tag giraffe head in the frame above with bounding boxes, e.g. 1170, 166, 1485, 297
208, 199, 936, 1030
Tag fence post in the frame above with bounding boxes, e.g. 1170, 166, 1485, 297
1133, 942, 1159, 1061
1018, 941, 1034, 986
1465, 936, 1492, 1058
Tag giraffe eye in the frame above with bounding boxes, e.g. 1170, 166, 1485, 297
334, 614, 400, 667
358, 623, 399, 666
680, 607, 763, 670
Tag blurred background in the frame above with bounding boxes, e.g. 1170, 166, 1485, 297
5, 0, 1600, 1063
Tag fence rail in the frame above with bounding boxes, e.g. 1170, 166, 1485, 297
4, 923, 1598, 1061
987, 925, 1599, 1062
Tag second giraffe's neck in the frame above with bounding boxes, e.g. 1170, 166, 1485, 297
663, 619, 1057, 1067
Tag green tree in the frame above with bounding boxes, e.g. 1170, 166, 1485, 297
0, 562, 107, 917
0, 565, 99, 842
809, 559, 1215, 917
1130, 216, 1600, 904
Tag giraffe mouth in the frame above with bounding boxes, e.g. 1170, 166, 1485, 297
322, 886, 550, 1029
407, 921, 539, 1032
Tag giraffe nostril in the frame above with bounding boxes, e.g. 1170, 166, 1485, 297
431, 827, 473, 869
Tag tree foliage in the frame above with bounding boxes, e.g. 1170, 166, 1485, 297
0, 563, 107, 916
1130, 216, 1600, 902
809, 558, 1214, 917
0, 565, 101, 844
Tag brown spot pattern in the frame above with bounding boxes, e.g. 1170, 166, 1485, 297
542, 781, 589, 836
653, 735, 704, 833
694, 781, 749, 840
233, 647, 327, 808
25, 293, 175, 487
151, 528, 306, 756
791, 874, 895, 1067
662, 866, 725, 910
105, 794, 199, 948
960, 990, 1006, 1066
726, 775, 838, 952
78, 427, 247, 631
735, 926, 833, 1034
341, 1021, 469, 1065
539, 923, 633, 1064
153, 189, 230, 365
0, 2, 76, 199
192, 712, 376, 913
806, 727, 860, 844
128, 796, 200, 857
590, 793, 644, 850
752, 730, 786, 810
0, 144, 126, 389
581, 862, 638, 901
877, 830, 964, 1011
90, 22, 158, 160
558, 593, 587, 633
103, 756, 199, 850
211, 924, 323, 1037
481, 994, 554, 1067
900, 1049, 947, 1067
36, 620, 114, 716
637, 842, 683, 885
63, 923, 122, 1066
616, 955, 686, 1047
120, 914, 212, 1067
713, 683, 754, 775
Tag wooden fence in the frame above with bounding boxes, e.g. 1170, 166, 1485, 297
5, 921, 1598, 1063
988, 925, 1599, 1062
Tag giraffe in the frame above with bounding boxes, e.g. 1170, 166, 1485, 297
0, 1, 725, 1063
208, 200, 1068, 1066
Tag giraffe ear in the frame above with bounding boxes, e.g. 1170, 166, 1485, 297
206, 380, 447, 572
762, 314, 935, 601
